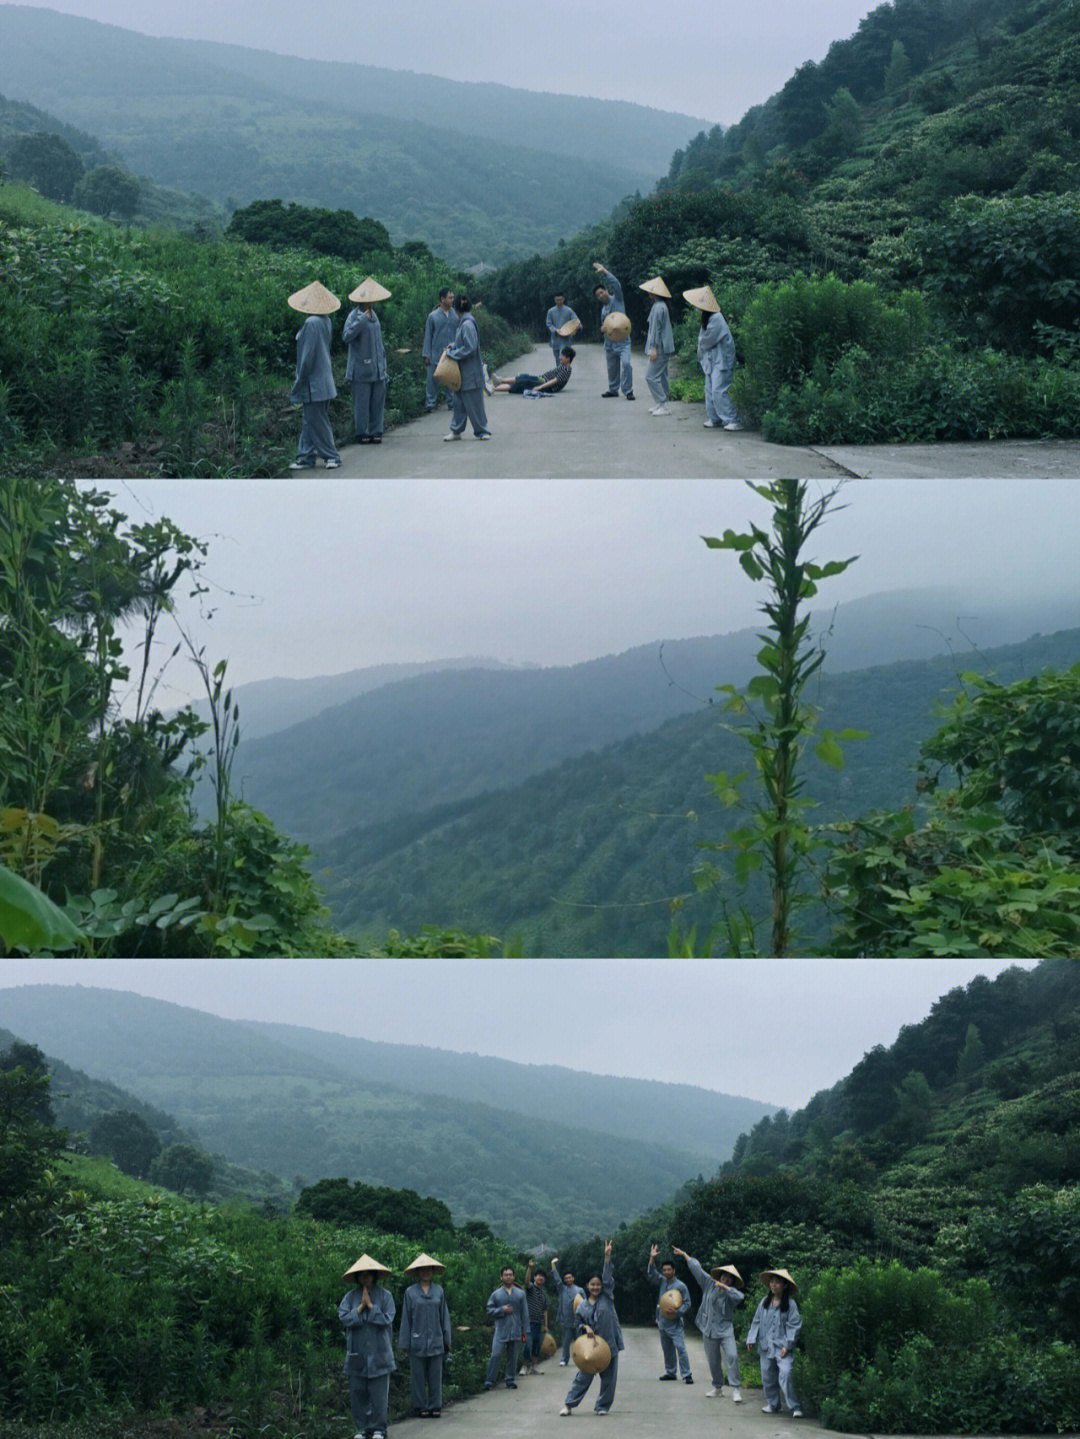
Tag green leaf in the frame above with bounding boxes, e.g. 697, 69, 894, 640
815, 734, 845, 769
0, 864, 85, 953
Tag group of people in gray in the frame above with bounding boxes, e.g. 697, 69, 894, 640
339, 1246, 800, 1438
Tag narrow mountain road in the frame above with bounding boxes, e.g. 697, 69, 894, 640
298, 343, 1080, 480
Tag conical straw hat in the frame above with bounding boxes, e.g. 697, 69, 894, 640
639, 276, 671, 298
573, 1293, 585, 1312
405, 1252, 446, 1274
761, 1268, 797, 1292
540, 1333, 557, 1357
288, 280, 340, 314
349, 276, 392, 303
659, 1288, 684, 1316
571, 1334, 611, 1374
557, 317, 582, 336
682, 284, 720, 313
712, 1264, 743, 1284
343, 1253, 392, 1281
600, 311, 632, 340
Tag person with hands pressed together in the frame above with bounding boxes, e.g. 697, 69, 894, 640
671, 1246, 744, 1402
339, 1254, 396, 1439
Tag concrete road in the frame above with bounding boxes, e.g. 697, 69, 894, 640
307, 344, 1080, 480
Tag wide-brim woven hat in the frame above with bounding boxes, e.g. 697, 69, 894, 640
349, 276, 392, 303
288, 280, 340, 314
639, 276, 671, 298
659, 1289, 684, 1316
343, 1253, 392, 1281
600, 312, 632, 340
572, 1293, 585, 1311
761, 1268, 798, 1292
712, 1264, 743, 1284
405, 1252, 446, 1274
572, 1334, 612, 1374
540, 1332, 557, 1357
682, 284, 720, 313
557, 317, 582, 336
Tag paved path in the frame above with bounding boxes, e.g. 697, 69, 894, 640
315, 344, 1080, 480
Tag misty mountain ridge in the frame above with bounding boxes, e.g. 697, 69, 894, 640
0, 985, 774, 1244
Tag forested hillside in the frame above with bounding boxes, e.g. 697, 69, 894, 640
0, 6, 704, 266
308, 627, 1080, 955
488, 0, 1080, 444
0, 986, 765, 1244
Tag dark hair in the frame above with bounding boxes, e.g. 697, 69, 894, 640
560, 346, 576, 361
593, 283, 607, 295
455, 294, 472, 313
661, 1259, 675, 1270
439, 286, 453, 301
554, 291, 565, 299
700, 309, 712, 328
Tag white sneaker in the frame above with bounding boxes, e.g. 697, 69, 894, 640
706, 1387, 719, 1397
651, 404, 672, 415
324, 458, 341, 468
288, 459, 312, 469
559, 1360, 568, 1366
559, 1406, 572, 1417
724, 422, 743, 431
732, 1390, 743, 1403
703, 419, 718, 428
792, 1412, 802, 1419
482, 363, 494, 395
443, 431, 462, 441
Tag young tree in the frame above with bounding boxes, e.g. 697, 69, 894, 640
8, 131, 84, 201
73, 163, 141, 220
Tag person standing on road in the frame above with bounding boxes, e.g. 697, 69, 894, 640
559, 1240, 624, 1415
640, 276, 676, 415
343, 277, 390, 445
550, 1257, 585, 1365
648, 1244, 694, 1383
484, 1265, 529, 1388
522, 1261, 551, 1374
592, 261, 634, 400
684, 283, 741, 431
339, 1253, 396, 1439
546, 292, 580, 366
288, 280, 341, 470
672, 1246, 744, 1402
422, 288, 459, 411
746, 1268, 802, 1418
443, 294, 492, 440
398, 1252, 452, 1418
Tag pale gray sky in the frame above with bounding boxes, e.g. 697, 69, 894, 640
0, 959, 1038, 1109
90, 479, 1080, 711
8, 0, 885, 124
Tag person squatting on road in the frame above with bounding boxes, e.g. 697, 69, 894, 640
287, 280, 341, 470
560, 1240, 625, 1415
671, 1246, 744, 1401
648, 1243, 693, 1383
593, 262, 634, 400
343, 277, 390, 444
339, 1254, 396, 1439
484, 1265, 529, 1388
398, 1253, 453, 1417
551, 1258, 585, 1366
747, 1268, 803, 1418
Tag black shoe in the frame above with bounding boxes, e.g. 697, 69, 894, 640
601, 390, 618, 397
659, 1373, 676, 1381
506, 1382, 518, 1389
625, 392, 635, 400
684, 1376, 694, 1384
371, 434, 382, 444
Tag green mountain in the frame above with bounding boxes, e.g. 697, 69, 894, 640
0, 6, 707, 266
0, 987, 774, 1245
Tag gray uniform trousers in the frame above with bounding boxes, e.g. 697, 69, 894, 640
296, 403, 339, 464
450, 388, 489, 436
705, 364, 737, 426
703, 1333, 742, 1387
760, 1353, 799, 1412
565, 1352, 618, 1412
409, 1354, 443, 1411
352, 381, 387, 438
485, 1337, 521, 1386
425, 368, 454, 409
560, 1327, 575, 1363
347, 1372, 390, 1434
604, 341, 633, 395
645, 355, 670, 404
660, 1326, 692, 1377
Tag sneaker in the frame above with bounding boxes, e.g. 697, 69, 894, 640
601, 390, 618, 397
625, 391, 635, 400
324, 458, 341, 468
483, 1383, 493, 1391
506, 1382, 518, 1389
684, 1375, 694, 1384
651, 404, 672, 415
703, 419, 718, 428
594, 1410, 609, 1416
370, 435, 382, 444
474, 431, 492, 440
659, 1373, 676, 1381
443, 431, 462, 441
723, 422, 743, 431
482, 363, 494, 395
288, 459, 312, 469
732, 1391, 743, 1403
559, 1360, 569, 1366
791, 1412, 803, 1419
762, 1406, 780, 1414
706, 1388, 719, 1397
559, 1406, 572, 1417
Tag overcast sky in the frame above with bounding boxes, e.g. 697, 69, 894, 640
88, 478, 1080, 711
10, 0, 885, 124
0, 959, 1038, 1108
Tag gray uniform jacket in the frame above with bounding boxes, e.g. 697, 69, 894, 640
551, 1264, 585, 1325
339, 1286, 397, 1375
423, 306, 460, 362
343, 308, 388, 383
598, 270, 627, 324
290, 315, 337, 403
646, 301, 675, 355
747, 1298, 801, 1358
446, 314, 484, 391
486, 1285, 529, 1342
685, 1258, 744, 1338
576, 1260, 624, 1352
399, 1283, 452, 1356
546, 304, 579, 343
647, 1263, 692, 1334
697, 311, 736, 371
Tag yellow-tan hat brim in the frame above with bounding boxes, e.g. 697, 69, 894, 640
712, 1265, 743, 1283
344, 1253, 392, 1280
288, 281, 341, 314
639, 276, 672, 298
557, 318, 582, 336
761, 1269, 797, 1292
600, 313, 632, 339
682, 285, 720, 313
405, 1252, 446, 1274
349, 277, 392, 303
